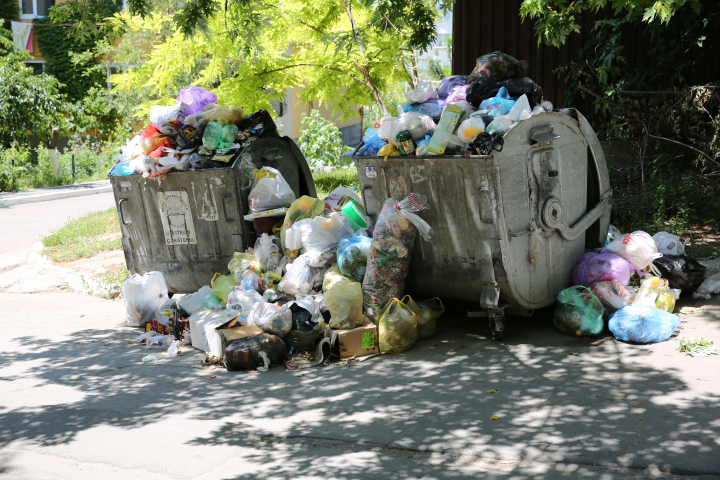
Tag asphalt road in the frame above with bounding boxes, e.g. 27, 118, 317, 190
0, 290, 718, 480
0, 193, 116, 269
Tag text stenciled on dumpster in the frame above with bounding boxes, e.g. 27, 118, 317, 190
158, 191, 198, 245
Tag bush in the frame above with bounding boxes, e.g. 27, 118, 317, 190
298, 110, 353, 170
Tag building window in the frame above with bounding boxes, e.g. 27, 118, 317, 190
105, 64, 133, 90
19, 0, 55, 18
24, 60, 45, 75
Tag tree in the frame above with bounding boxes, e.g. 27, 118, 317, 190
64, 0, 451, 118
0, 32, 65, 149
520, 0, 703, 47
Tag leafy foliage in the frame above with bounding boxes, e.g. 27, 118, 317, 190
298, 110, 353, 170
677, 337, 718, 356
520, 0, 703, 47
0, 32, 65, 147
0, 0, 19, 22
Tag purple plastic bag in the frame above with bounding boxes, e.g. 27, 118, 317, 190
572, 251, 636, 287
438, 75, 468, 99
177, 87, 218, 122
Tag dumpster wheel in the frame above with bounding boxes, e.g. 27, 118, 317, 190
489, 311, 505, 341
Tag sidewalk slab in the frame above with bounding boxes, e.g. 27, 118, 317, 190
0, 180, 113, 208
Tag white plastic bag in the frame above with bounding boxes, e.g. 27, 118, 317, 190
389, 112, 437, 146
247, 302, 292, 337
284, 214, 355, 253
248, 167, 296, 213
292, 294, 323, 323
278, 255, 315, 295
606, 231, 663, 274
227, 288, 265, 315
405, 80, 438, 104
652, 231, 689, 256
457, 115, 486, 143
122, 272, 169, 327
178, 285, 213, 314
375, 116, 398, 141
323, 187, 362, 214
506, 94, 531, 122
486, 115, 515, 136
150, 103, 187, 125
254, 234, 280, 271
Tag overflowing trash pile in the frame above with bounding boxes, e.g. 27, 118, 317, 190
357, 51, 557, 159
122, 162, 445, 370
109, 86, 275, 182
554, 228, 714, 344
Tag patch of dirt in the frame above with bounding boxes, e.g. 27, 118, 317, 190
60, 249, 127, 277
679, 224, 720, 260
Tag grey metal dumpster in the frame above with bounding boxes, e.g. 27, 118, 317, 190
354, 110, 612, 338
109, 135, 315, 294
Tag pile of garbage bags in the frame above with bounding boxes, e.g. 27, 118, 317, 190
555, 226, 708, 344
356, 51, 556, 159
109, 86, 277, 182
122, 174, 444, 372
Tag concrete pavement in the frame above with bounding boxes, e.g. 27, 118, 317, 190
0, 180, 112, 208
0, 193, 116, 270
0, 290, 718, 479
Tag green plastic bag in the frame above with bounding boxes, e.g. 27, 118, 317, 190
202, 121, 238, 151
553, 286, 604, 336
403, 296, 444, 340
211, 272, 236, 304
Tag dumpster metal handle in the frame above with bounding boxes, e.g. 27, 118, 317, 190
118, 198, 131, 225
542, 196, 613, 241
222, 195, 233, 222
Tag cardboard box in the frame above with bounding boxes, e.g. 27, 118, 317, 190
219, 324, 264, 351
189, 310, 234, 358
427, 104, 465, 155
334, 317, 380, 358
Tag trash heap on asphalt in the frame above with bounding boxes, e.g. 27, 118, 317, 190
109, 86, 274, 182
555, 228, 711, 344
356, 51, 556, 158
123, 169, 445, 370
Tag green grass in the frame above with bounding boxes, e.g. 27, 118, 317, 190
312, 168, 360, 200
41, 207, 123, 262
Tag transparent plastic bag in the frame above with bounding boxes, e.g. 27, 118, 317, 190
377, 298, 418, 354
202, 121, 238, 152
184, 103, 246, 125
589, 280, 631, 315
211, 273, 236, 304
238, 269, 262, 293
606, 231, 663, 275
278, 255, 314, 295
553, 286, 604, 336
324, 276, 363, 330
403, 296, 444, 340
608, 306, 680, 344
178, 285, 213, 315
254, 234, 279, 272
337, 234, 372, 281
247, 302, 292, 337
123, 272, 169, 327
572, 251, 637, 287
322, 264, 356, 292
227, 288, 265, 316
652, 231, 690, 256
228, 252, 262, 282
248, 166, 296, 213
284, 213, 355, 253
150, 103, 186, 125
388, 112, 437, 146
457, 115, 486, 143
362, 194, 434, 320
634, 278, 679, 312
404, 80, 438, 103
375, 116, 398, 141
485, 115, 514, 135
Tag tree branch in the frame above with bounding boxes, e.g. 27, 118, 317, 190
256, 63, 366, 87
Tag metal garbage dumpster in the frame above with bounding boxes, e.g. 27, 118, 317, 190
109, 135, 315, 294
354, 110, 612, 338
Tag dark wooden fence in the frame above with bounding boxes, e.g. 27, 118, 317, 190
452, 1, 720, 111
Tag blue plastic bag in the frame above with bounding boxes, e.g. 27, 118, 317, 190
479, 87, 515, 119
608, 306, 680, 344
110, 163, 135, 176
357, 129, 387, 156
403, 99, 444, 119
337, 234, 372, 281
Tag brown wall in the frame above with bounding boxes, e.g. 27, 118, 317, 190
452, 1, 720, 110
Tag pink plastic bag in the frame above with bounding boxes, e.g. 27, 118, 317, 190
177, 87, 218, 122
572, 251, 636, 287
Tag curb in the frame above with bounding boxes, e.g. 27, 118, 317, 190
0, 181, 113, 208
28, 242, 122, 299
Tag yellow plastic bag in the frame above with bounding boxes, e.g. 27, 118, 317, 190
324, 280, 363, 330
322, 264, 356, 292
378, 298, 418, 354
635, 287, 676, 313
280, 196, 325, 252
184, 103, 246, 125
263, 271, 283, 291
403, 296, 444, 340
228, 252, 262, 282
378, 143, 400, 161
211, 273, 236, 304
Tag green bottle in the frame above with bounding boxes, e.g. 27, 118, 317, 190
396, 130, 415, 155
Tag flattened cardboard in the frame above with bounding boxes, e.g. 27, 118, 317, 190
219, 324, 264, 351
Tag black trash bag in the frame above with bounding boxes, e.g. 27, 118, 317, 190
188, 153, 228, 170
268, 293, 295, 305
467, 52, 528, 84
467, 77, 544, 108
176, 122, 207, 150
224, 333, 287, 371
240, 110, 278, 138
653, 255, 706, 297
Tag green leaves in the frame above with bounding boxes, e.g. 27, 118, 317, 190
298, 110, 353, 170
677, 337, 718, 356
